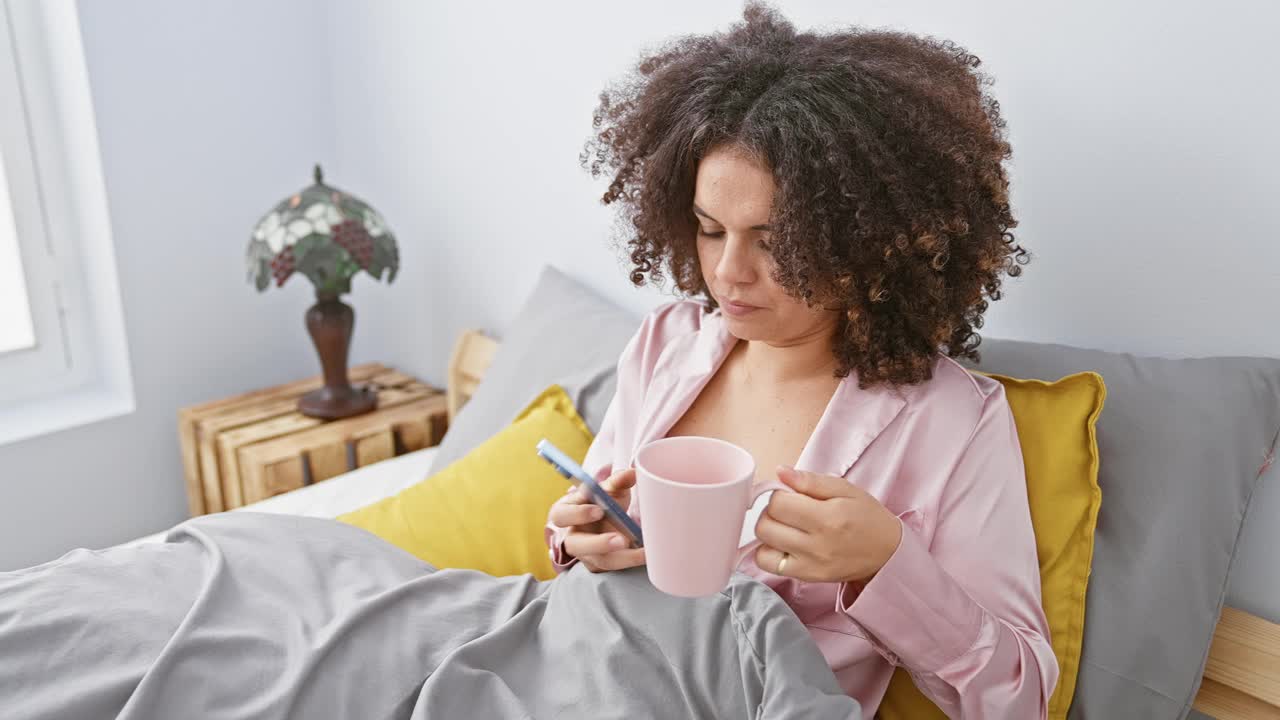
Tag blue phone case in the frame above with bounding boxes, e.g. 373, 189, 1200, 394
536, 439, 644, 548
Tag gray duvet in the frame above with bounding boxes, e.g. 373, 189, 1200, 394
0, 512, 860, 720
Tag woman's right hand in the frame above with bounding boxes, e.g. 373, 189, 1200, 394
546, 468, 646, 573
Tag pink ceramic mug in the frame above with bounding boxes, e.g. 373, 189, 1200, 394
634, 436, 771, 598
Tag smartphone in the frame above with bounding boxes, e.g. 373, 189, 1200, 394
536, 438, 644, 548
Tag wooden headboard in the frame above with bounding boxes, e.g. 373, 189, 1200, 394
1193, 607, 1280, 718
445, 329, 499, 423
443, 329, 1280, 719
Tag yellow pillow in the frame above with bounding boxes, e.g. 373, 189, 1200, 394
879, 371, 1105, 720
338, 384, 591, 580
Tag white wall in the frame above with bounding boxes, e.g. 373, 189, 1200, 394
324, 0, 1280, 620
0, 1, 348, 569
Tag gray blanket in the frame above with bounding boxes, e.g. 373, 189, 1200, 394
0, 512, 860, 720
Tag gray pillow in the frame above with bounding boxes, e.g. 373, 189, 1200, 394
965, 339, 1280, 719
432, 265, 640, 470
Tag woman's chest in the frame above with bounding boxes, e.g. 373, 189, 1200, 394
664, 369, 833, 487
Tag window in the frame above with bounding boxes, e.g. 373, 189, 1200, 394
0, 12, 71, 400
0, 0, 133, 445
0, 155, 35, 354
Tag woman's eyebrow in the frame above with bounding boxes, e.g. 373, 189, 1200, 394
692, 203, 772, 231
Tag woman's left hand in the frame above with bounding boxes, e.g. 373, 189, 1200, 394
753, 466, 903, 584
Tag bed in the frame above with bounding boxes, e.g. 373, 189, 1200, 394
118, 272, 1280, 719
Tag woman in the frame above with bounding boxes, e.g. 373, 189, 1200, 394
547, 3, 1057, 717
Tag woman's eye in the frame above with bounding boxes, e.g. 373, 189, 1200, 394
698, 228, 724, 239
758, 238, 772, 251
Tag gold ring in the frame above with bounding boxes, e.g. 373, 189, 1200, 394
777, 552, 790, 576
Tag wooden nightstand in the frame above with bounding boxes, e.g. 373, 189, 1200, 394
178, 364, 447, 516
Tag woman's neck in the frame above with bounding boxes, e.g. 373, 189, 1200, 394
736, 327, 839, 385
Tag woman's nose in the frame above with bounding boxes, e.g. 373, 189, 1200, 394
715, 235, 758, 285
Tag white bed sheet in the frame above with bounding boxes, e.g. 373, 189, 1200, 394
121, 446, 440, 548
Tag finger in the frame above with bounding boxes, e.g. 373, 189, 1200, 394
755, 512, 811, 553
777, 465, 857, 501
563, 531, 630, 558
600, 467, 637, 494
585, 547, 646, 571
557, 485, 594, 505
754, 544, 816, 580
547, 501, 605, 528
763, 491, 825, 530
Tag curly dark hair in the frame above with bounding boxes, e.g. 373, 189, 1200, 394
580, 1, 1029, 387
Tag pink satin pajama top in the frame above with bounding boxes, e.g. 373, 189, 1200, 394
546, 300, 1058, 718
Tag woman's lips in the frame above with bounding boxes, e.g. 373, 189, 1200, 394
721, 300, 761, 317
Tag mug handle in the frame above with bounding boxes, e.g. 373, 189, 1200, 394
745, 477, 790, 509
740, 479, 791, 548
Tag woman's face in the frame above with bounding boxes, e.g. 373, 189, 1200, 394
693, 146, 838, 346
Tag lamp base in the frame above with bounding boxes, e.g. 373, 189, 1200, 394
298, 383, 377, 420
297, 294, 377, 420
